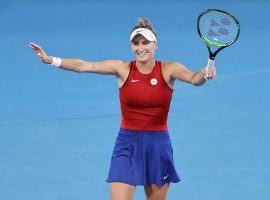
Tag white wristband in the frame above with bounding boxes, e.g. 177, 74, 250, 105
50, 57, 62, 67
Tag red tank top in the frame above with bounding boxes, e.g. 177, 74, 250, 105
119, 61, 173, 131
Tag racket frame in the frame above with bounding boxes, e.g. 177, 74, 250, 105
197, 9, 240, 60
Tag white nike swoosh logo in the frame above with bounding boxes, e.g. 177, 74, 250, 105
131, 79, 140, 83
163, 175, 169, 179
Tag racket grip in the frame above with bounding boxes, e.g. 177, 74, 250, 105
206, 58, 215, 74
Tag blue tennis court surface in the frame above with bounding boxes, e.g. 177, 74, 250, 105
1, 0, 269, 199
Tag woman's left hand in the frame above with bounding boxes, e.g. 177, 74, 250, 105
201, 67, 217, 80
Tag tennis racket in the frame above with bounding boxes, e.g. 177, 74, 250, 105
197, 9, 240, 75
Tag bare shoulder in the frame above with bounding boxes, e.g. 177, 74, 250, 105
111, 60, 130, 79
104, 59, 130, 72
161, 61, 194, 83
107, 59, 129, 68
161, 61, 186, 73
103, 59, 128, 67
161, 61, 185, 68
118, 60, 130, 68
115, 60, 130, 72
160, 61, 181, 83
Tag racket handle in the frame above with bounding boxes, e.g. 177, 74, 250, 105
206, 58, 215, 74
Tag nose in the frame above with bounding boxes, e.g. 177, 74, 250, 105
137, 43, 144, 51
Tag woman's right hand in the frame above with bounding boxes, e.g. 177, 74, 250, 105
29, 43, 52, 64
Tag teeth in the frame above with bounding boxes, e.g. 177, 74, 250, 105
137, 52, 148, 56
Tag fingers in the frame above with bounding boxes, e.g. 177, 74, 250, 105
35, 49, 43, 57
29, 43, 41, 51
207, 68, 216, 79
29, 42, 46, 56
202, 67, 216, 80
29, 43, 45, 54
29, 42, 50, 63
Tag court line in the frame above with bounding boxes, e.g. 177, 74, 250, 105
184, 167, 270, 172
0, 114, 119, 127
174, 67, 270, 89
1, 68, 269, 128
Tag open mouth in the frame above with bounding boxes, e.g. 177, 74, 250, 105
136, 51, 149, 57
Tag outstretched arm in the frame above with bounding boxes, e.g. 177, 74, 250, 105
29, 43, 123, 76
169, 62, 216, 86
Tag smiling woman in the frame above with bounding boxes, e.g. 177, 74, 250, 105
29, 17, 216, 200
130, 19, 158, 65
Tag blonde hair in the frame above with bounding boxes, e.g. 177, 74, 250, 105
132, 17, 157, 37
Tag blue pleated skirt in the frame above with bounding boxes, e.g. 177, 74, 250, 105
106, 128, 180, 186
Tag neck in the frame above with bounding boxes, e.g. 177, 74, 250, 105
136, 59, 155, 73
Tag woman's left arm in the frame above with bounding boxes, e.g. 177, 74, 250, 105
169, 62, 216, 86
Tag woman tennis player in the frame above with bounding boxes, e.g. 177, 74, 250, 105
30, 18, 216, 200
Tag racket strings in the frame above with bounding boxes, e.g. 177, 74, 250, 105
199, 12, 239, 46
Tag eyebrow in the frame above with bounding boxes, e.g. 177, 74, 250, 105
132, 39, 149, 44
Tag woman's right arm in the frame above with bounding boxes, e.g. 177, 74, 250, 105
29, 43, 124, 76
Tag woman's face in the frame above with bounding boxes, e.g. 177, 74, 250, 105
131, 35, 157, 62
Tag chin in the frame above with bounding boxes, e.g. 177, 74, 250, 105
137, 58, 147, 62
136, 56, 151, 62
